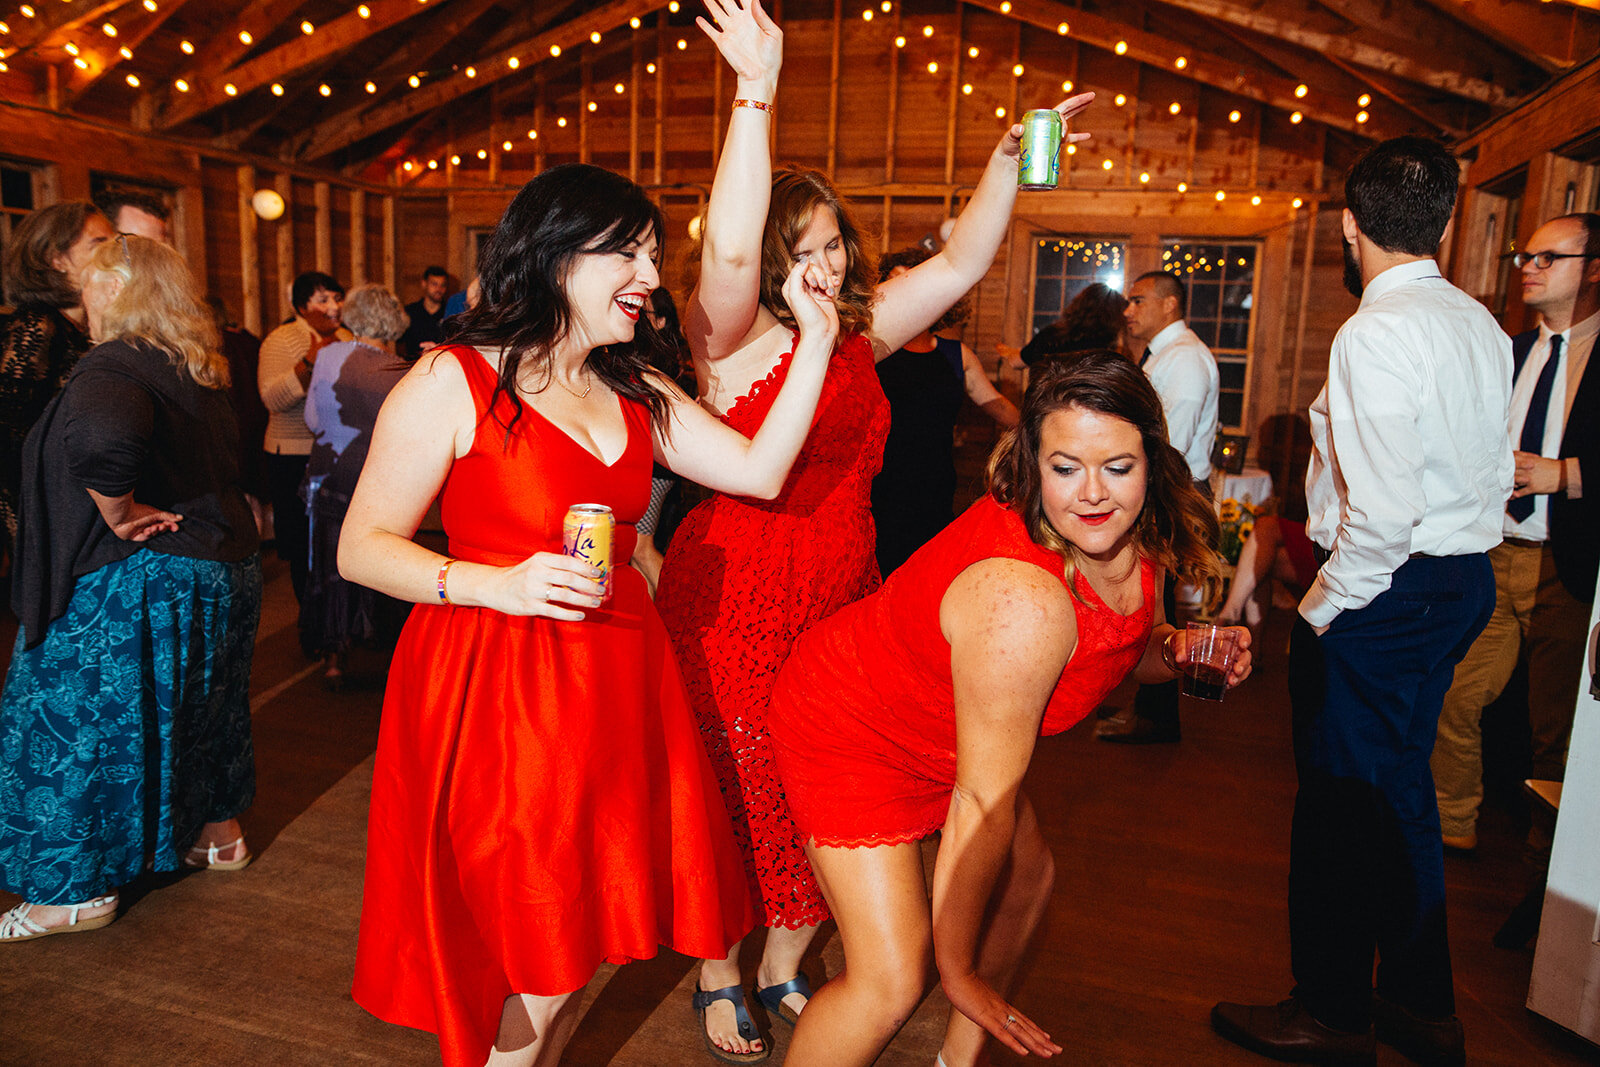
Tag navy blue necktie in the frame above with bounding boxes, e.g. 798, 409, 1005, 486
1140, 346, 1153, 368
1508, 333, 1563, 523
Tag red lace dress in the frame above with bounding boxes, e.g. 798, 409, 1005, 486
770, 495, 1156, 846
655, 330, 890, 928
352, 347, 755, 1067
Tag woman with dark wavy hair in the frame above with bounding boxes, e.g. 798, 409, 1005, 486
652, 7, 1093, 1057
1017, 281, 1128, 366
338, 160, 840, 1067
768, 350, 1249, 1067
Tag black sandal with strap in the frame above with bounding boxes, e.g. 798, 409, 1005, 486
692, 983, 770, 1063
754, 973, 813, 1028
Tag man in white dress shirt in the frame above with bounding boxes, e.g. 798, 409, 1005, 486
1097, 270, 1218, 743
1213, 137, 1513, 1067
1431, 212, 1599, 944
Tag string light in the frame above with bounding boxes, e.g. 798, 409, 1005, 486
968, 45, 979, 58
528, 128, 538, 138
0, 22, 8, 34
1294, 83, 1308, 98
1057, 22, 1069, 35
882, 0, 892, 10
1066, 144, 1076, 155
403, 161, 414, 172
358, 4, 371, 16
18, 5, 33, 16
1000, 1, 1011, 11
1114, 40, 1128, 55
224, 83, 238, 95
1356, 110, 1369, 124
300, 20, 314, 35
1292, 197, 1304, 208
1175, 56, 1187, 69
408, 74, 421, 87
1101, 159, 1114, 170
1012, 63, 1024, 76
119, 45, 132, 59
961, 83, 972, 94
1357, 93, 1371, 107
646, 61, 656, 73
926, 60, 938, 73
1229, 110, 1241, 123
587, 100, 597, 111
557, 117, 568, 127
1177, 182, 1188, 192
1215, 189, 1226, 200
508, 56, 519, 68
365, 81, 377, 93
174, 78, 189, 91
1062, 80, 1073, 92
239, 30, 252, 44
72, 57, 87, 69
318, 83, 331, 96
465, 66, 476, 78
1140, 172, 1150, 183
476, 148, 487, 159
614, 82, 624, 93
64, 42, 79, 55
630, 17, 641, 28
676, 38, 687, 49
922, 24, 933, 36
180, 39, 194, 54
861, 9, 872, 20
669, 0, 680, 10
101, 22, 116, 37
450, 154, 461, 165
995, 106, 1006, 117
271, 82, 284, 95
1169, 102, 1181, 114
142, 0, 156, 10
503, 139, 514, 150
550, 45, 561, 56
427, 159, 438, 169
589, 31, 601, 43
1114, 93, 1127, 107
1251, 194, 1262, 205
894, 36, 906, 47
1290, 111, 1303, 123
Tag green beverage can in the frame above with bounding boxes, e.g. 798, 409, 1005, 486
1018, 108, 1064, 190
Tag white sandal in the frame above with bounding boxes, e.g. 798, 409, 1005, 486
0, 895, 118, 942
184, 836, 252, 872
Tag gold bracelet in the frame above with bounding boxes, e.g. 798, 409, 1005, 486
732, 98, 773, 115
437, 558, 458, 605
1161, 630, 1181, 674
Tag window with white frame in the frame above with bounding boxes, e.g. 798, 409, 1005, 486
1160, 239, 1260, 430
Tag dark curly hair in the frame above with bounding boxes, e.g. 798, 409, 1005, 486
987, 348, 1219, 594
878, 246, 971, 333
448, 163, 673, 437
1021, 282, 1127, 365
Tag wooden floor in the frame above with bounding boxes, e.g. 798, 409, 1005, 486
1, 551, 1597, 1065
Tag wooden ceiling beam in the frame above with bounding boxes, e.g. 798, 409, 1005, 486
140, 0, 321, 122
967, 0, 1409, 140
294, 0, 664, 162
1141, 0, 1508, 106
1330, 0, 1594, 74
157, 0, 448, 128
64, 0, 194, 106
3, 0, 123, 54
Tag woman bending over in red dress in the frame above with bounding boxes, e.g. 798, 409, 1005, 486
655, 4, 1095, 1060
769, 350, 1252, 1067
338, 163, 839, 1067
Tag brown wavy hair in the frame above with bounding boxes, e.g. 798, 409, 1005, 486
85, 235, 228, 389
987, 348, 1218, 593
759, 167, 876, 336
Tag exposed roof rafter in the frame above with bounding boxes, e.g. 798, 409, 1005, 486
64, 0, 195, 105
4, 0, 123, 54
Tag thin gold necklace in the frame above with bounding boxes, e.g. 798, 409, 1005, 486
552, 370, 594, 399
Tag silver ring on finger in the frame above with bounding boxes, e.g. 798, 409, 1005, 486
1004, 1014, 1016, 1030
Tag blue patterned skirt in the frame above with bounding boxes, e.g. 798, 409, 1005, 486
0, 551, 262, 904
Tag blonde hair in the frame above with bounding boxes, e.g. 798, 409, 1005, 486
85, 235, 228, 389
760, 167, 876, 337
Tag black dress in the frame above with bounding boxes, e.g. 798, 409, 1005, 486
870, 336, 966, 576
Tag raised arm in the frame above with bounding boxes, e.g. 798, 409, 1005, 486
687, 0, 783, 362
872, 93, 1095, 355
657, 260, 837, 498
932, 557, 1075, 1059
960, 343, 1019, 428
338, 352, 604, 619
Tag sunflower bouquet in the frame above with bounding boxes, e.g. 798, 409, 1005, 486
1216, 497, 1257, 566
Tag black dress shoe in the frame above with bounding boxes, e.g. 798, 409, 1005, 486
1492, 888, 1542, 950
1211, 998, 1376, 1065
1094, 714, 1180, 744
1371, 994, 1465, 1066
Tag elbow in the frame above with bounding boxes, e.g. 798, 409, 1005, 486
744, 475, 784, 501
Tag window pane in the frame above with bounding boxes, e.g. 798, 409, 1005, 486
1029, 236, 1128, 327
0, 167, 32, 211
1163, 238, 1260, 431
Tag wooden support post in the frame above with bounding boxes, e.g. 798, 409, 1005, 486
236, 166, 262, 337
535, 71, 547, 175
350, 189, 367, 284
1288, 201, 1319, 415
488, 83, 502, 186
382, 195, 396, 291
580, 52, 592, 165
1126, 67, 1141, 184
1249, 108, 1261, 190
1185, 114, 1199, 187
630, 31, 642, 183
175, 177, 206, 284
314, 181, 332, 274
274, 172, 294, 323
655, 12, 666, 186
945, 3, 968, 217
882, 0, 903, 253
827, 0, 842, 178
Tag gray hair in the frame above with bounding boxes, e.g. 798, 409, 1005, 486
341, 283, 410, 342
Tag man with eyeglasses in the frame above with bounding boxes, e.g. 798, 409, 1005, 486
1431, 211, 1600, 942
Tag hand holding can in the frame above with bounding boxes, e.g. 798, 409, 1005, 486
562, 504, 613, 603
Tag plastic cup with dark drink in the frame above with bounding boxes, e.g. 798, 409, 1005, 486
1182, 622, 1239, 701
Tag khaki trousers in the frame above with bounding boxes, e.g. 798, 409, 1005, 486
1432, 540, 1590, 839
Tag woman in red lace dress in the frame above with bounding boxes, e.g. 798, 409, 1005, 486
769, 352, 1251, 1067
338, 163, 840, 1067
653, 4, 1096, 1060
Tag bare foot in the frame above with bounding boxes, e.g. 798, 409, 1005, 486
700, 987, 763, 1056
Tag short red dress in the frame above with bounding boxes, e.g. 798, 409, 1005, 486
352, 347, 755, 1067
655, 330, 889, 928
770, 495, 1156, 846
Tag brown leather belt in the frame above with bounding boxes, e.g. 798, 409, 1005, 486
1502, 536, 1546, 550
1311, 545, 1445, 567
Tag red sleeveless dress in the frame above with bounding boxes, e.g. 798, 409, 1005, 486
655, 331, 889, 928
352, 347, 755, 1067
770, 495, 1156, 847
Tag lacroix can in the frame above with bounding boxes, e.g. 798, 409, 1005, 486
562, 504, 613, 602
1018, 108, 1064, 190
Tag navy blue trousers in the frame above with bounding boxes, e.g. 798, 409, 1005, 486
1285, 553, 1494, 1032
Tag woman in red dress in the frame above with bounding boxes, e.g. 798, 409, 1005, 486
769, 351, 1252, 1067
653, 6, 1095, 1059
337, 163, 840, 1067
